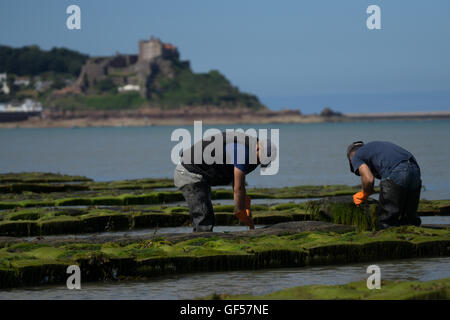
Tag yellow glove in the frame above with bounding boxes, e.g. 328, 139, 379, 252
353, 190, 371, 206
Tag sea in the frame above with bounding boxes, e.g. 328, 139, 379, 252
0, 120, 449, 199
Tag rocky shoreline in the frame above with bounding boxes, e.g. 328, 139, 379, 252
1, 108, 449, 128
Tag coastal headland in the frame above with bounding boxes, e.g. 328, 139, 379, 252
2, 39, 449, 128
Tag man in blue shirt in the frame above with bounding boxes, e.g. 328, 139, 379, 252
347, 141, 422, 229
174, 131, 276, 232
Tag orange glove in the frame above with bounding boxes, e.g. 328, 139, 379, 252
235, 209, 254, 229
245, 195, 251, 210
236, 195, 255, 230
353, 190, 371, 206
245, 195, 254, 229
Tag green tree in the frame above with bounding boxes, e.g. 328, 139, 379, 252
0, 45, 88, 76
95, 78, 116, 93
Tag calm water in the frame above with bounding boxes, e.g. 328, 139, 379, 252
23, 225, 268, 241
0, 120, 449, 199
1, 257, 448, 300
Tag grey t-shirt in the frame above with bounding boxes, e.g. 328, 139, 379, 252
351, 141, 416, 180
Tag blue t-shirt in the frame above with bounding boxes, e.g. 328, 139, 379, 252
351, 141, 416, 179
225, 142, 258, 175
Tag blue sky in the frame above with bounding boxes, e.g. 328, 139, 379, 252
1, 0, 449, 113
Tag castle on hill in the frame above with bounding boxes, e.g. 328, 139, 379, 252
75, 36, 189, 98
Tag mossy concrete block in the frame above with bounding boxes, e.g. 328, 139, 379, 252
12, 261, 70, 287
81, 214, 131, 233
0, 172, 92, 184
0, 224, 448, 289
39, 218, 83, 235
307, 196, 379, 231
0, 183, 89, 194
8, 211, 42, 221
0, 221, 39, 237
132, 212, 189, 229
440, 205, 450, 216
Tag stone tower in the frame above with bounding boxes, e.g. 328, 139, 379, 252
138, 36, 163, 61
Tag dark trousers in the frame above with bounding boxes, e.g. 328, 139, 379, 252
378, 159, 422, 228
180, 182, 216, 232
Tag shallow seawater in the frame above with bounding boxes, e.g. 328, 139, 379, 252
212, 198, 316, 205
421, 216, 450, 225
23, 225, 267, 241
20, 198, 316, 210
1, 121, 450, 199
1, 257, 448, 300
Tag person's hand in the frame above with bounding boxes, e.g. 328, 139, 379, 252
245, 195, 254, 229
245, 195, 251, 210
353, 190, 371, 206
245, 208, 255, 229
235, 209, 255, 230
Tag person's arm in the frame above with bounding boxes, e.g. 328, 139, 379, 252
233, 167, 246, 213
358, 163, 375, 194
353, 163, 374, 205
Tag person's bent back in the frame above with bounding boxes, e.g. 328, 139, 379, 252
174, 131, 275, 232
347, 141, 422, 228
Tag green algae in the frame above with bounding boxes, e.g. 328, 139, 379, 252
1, 173, 448, 221
88, 178, 174, 191
0, 172, 92, 184
306, 198, 379, 232
0, 173, 173, 194
0, 183, 364, 208
0, 183, 90, 193
0, 194, 448, 237
306, 197, 450, 231
208, 278, 450, 300
0, 191, 186, 209
0, 226, 448, 288
418, 200, 450, 216
246, 185, 361, 199
0, 203, 311, 236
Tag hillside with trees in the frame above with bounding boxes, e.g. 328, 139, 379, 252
0, 42, 266, 111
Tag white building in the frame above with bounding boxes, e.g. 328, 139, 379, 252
14, 77, 30, 87
3, 99, 42, 112
118, 84, 140, 92
34, 79, 52, 92
0, 73, 10, 95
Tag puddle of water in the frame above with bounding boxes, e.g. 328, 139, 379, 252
421, 216, 450, 225
152, 187, 178, 192
23, 225, 267, 241
212, 198, 317, 205
0, 198, 316, 211
1, 257, 448, 300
